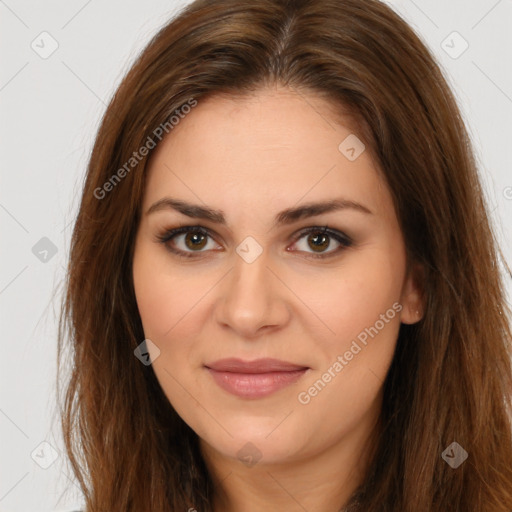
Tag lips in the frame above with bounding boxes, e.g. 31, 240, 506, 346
205, 357, 308, 373
205, 358, 309, 399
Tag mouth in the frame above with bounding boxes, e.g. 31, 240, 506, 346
204, 358, 310, 399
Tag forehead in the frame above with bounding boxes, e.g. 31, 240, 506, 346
142, 87, 392, 220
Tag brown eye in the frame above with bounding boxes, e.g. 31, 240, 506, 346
183, 230, 208, 251
156, 226, 218, 259
307, 231, 330, 252
290, 227, 353, 259
156, 225, 352, 260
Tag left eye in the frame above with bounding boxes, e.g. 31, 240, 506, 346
290, 227, 353, 258
156, 225, 353, 259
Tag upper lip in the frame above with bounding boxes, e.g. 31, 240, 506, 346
205, 357, 308, 373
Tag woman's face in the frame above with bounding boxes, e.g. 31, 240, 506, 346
132, 86, 422, 469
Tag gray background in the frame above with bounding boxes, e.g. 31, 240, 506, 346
1, 1, 511, 510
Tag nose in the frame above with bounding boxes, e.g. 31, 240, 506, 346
214, 246, 291, 339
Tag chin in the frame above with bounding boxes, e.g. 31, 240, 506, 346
197, 418, 310, 468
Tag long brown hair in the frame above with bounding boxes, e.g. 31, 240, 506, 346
57, 0, 512, 510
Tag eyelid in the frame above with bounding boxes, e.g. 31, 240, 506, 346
288, 226, 353, 259
155, 224, 353, 259
291, 225, 351, 246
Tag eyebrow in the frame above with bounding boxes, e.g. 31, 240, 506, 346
146, 196, 373, 227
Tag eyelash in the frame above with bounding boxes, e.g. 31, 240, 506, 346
155, 224, 353, 260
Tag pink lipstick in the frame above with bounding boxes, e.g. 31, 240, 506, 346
205, 358, 309, 399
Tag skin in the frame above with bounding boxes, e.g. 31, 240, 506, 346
132, 85, 424, 512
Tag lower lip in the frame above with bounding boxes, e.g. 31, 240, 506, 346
206, 368, 308, 399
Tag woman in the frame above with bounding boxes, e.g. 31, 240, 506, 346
57, 0, 512, 510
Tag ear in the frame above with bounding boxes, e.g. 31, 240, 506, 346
399, 261, 425, 325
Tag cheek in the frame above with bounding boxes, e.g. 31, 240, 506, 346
294, 273, 402, 445
132, 242, 208, 342
132, 250, 217, 437
291, 245, 405, 344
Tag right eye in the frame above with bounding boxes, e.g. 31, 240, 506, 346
155, 225, 221, 259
